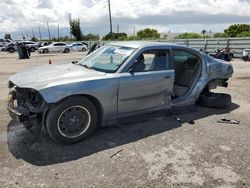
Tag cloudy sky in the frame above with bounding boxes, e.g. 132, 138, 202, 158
1, 0, 250, 39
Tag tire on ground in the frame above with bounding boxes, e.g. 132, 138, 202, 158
198, 92, 231, 108
46, 96, 98, 144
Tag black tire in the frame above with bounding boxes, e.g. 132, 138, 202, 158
30, 47, 36, 52
64, 48, 70, 53
46, 96, 98, 144
9, 48, 15, 53
198, 92, 231, 108
81, 48, 87, 52
43, 49, 49, 53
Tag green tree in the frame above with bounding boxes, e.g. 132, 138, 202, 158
213, 32, 229, 38
102, 33, 127, 40
127, 35, 140, 40
31, 37, 38, 42
175, 32, 202, 39
224, 24, 250, 37
237, 31, 250, 37
136, 28, 160, 39
201, 29, 207, 37
4, 33, 12, 40
84, 33, 100, 41
70, 18, 82, 41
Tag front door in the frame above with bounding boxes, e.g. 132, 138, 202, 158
118, 49, 174, 115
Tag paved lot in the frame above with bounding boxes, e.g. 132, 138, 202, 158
0, 52, 250, 187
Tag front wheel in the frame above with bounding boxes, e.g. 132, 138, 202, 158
46, 96, 98, 144
30, 47, 36, 52
9, 48, 15, 53
43, 49, 49, 53
64, 48, 70, 53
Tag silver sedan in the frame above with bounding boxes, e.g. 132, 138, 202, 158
8, 41, 233, 144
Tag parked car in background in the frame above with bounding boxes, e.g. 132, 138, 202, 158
242, 49, 250, 61
38, 42, 67, 53
3, 42, 17, 53
64, 42, 88, 53
8, 42, 233, 144
209, 48, 233, 62
0, 42, 5, 51
21, 41, 39, 52
0, 39, 12, 44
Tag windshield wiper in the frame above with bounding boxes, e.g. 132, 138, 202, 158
78, 64, 93, 70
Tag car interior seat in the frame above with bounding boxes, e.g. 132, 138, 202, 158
151, 51, 167, 71
174, 57, 199, 97
133, 54, 146, 72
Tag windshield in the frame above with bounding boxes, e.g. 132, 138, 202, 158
78, 45, 136, 73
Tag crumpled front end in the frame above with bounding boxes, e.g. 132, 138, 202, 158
8, 81, 46, 129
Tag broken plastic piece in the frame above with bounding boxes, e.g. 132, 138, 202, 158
217, 118, 240, 125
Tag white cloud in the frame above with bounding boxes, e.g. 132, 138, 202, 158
0, 0, 250, 38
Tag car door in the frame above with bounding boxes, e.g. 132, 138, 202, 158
50, 44, 57, 52
57, 43, 66, 52
71, 43, 77, 51
118, 49, 174, 115
76, 43, 82, 51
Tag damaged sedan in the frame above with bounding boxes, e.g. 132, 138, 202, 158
8, 42, 233, 144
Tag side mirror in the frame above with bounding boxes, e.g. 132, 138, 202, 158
128, 68, 134, 75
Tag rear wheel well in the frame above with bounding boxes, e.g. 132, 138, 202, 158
200, 79, 228, 95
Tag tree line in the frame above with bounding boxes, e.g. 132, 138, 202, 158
175, 24, 250, 39
4, 21, 250, 41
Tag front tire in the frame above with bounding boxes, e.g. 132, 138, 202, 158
64, 48, 70, 53
46, 96, 98, 144
43, 49, 49, 53
9, 48, 15, 53
30, 47, 36, 52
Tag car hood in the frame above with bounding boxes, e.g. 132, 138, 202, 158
9, 63, 105, 90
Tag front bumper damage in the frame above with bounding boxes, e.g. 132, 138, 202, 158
8, 83, 45, 129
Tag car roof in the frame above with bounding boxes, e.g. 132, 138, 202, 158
107, 41, 183, 49
52, 42, 66, 44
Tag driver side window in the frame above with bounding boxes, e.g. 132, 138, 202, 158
132, 50, 170, 72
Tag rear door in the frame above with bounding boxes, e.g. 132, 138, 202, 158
118, 49, 174, 115
53, 43, 66, 52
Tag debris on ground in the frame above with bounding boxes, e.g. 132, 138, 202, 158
175, 117, 195, 124
217, 118, 240, 125
110, 149, 123, 158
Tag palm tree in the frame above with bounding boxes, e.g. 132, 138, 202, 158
201, 29, 207, 37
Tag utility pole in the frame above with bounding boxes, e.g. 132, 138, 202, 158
133, 26, 136, 35
108, 0, 113, 34
32, 29, 35, 39
46, 22, 51, 40
69, 13, 72, 40
38, 26, 42, 40
116, 25, 119, 33
57, 23, 60, 40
